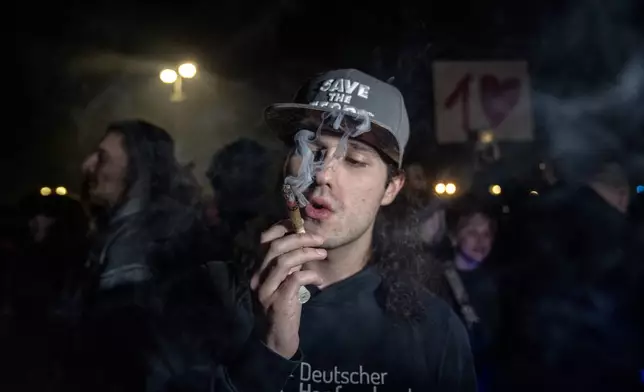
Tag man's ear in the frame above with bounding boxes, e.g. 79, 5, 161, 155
381, 173, 405, 206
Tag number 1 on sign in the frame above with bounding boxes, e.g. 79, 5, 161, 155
444, 73, 472, 135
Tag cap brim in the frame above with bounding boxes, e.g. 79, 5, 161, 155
265, 103, 401, 166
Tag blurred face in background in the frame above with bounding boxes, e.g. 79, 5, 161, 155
406, 164, 427, 192
454, 213, 494, 263
81, 132, 129, 209
29, 214, 56, 244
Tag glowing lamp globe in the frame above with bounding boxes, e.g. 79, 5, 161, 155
489, 185, 502, 196
178, 63, 197, 79
160, 69, 178, 84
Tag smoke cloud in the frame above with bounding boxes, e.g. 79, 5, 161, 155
532, 0, 644, 181
283, 111, 372, 207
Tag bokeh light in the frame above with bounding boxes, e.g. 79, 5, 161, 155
435, 183, 446, 194
480, 130, 494, 144
445, 183, 456, 195
530, 190, 539, 196
489, 184, 502, 196
40, 187, 52, 196
178, 63, 197, 79
637, 185, 644, 194
55, 186, 68, 196
160, 69, 178, 84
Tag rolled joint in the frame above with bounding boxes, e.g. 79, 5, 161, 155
283, 184, 306, 234
282, 183, 310, 303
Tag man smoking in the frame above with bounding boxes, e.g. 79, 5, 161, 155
211, 69, 476, 392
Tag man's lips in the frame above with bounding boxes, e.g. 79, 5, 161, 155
304, 197, 334, 221
309, 197, 334, 212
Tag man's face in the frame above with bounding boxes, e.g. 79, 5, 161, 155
455, 213, 494, 263
286, 133, 404, 249
29, 214, 56, 243
81, 132, 128, 208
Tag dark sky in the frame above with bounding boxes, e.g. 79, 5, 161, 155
8, 0, 644, 201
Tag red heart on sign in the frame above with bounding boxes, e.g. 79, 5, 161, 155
479, 75, 521, 128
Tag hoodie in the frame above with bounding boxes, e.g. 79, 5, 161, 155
219, 265, 476, 392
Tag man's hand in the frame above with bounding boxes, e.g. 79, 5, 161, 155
250, 221, 326, 359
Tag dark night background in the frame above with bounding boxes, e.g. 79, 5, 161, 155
4, 2, 644, 391
9, 0, 644, 202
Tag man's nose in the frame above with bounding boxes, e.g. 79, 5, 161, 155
314, 148, 339, 186
82, 153, 97, 173
315, 165, 331, 186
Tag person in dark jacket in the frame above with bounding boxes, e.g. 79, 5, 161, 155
443, 197, 500, 391
66, 119, 221, 391
498, 160, 643, 392
205, 138, 282, 261
1, 195, 89, 392
209, 69, 476, 392
11, 193, 89, 315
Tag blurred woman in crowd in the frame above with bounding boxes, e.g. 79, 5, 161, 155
446, 198, 497, 272
442, 196, 500, 391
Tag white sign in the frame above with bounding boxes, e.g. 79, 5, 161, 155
433, 61, 534, 144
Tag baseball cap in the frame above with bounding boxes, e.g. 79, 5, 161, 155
265, 69, 410, 167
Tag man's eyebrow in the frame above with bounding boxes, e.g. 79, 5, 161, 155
347, 140, 378, 155
307, 131, 378, 155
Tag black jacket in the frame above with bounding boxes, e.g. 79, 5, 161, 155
497, 185, 644, 392
62, 199, 228, 392
64, 194, 475, 392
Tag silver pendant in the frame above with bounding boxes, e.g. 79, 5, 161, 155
298, 286, 311, 304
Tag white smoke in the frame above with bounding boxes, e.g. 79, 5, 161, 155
283, 110, 372, 207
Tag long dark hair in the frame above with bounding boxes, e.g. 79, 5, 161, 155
101, 120, 211, 275
273, 162, 440, 320
106, 119, 201, 210
371, 166, 442, 321
236, 158, 440, 321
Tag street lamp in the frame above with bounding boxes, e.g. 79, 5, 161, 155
480, 130, 495, 144
159, 62, 198, 102
178, 63, 197, 79
160, 69, 178, 84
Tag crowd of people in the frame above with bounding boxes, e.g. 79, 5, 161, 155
1, 68, 643, 392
